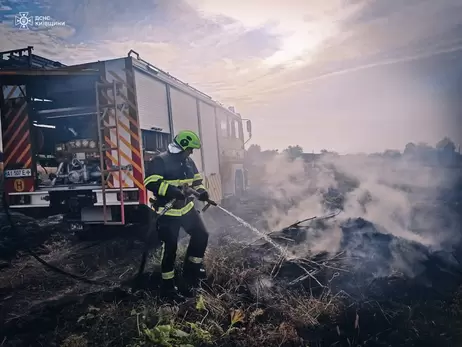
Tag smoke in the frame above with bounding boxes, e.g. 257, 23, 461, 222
256, 152, 461, 277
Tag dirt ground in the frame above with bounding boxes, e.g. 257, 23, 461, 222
1, 194, 462, 347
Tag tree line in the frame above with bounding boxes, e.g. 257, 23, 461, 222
246, 137, 461, 166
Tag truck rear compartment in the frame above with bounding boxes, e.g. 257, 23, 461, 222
2, 70, 143, 224
31, 82, 101, 190
1, 72, 101, 188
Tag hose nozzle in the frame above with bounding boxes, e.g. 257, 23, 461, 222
182, 183, 217, 208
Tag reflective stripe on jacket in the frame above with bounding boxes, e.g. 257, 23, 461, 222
144, 151, 206, 216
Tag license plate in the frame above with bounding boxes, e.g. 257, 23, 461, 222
4, 169, 32, 178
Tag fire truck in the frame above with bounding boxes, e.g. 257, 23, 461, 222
0, 47, 252, 228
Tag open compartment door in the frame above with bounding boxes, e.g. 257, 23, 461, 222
0, 68, 100, 195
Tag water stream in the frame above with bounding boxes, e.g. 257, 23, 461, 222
216, 205, 289, 258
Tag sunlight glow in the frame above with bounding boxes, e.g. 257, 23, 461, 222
263, 28, 333, 67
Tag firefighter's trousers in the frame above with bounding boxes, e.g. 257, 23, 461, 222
157, 207, 209, 281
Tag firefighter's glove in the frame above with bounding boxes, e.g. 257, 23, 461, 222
171, 187, 186, 200
197, 189, 209, 202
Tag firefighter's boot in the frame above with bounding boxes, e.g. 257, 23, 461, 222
159, 279, 185, 302
183, 259, 207, 290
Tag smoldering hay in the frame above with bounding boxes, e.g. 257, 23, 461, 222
222, 151, 462, 287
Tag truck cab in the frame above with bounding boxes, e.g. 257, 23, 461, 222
215, 107, 248, 196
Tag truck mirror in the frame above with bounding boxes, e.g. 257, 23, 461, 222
246, 120, 252, 134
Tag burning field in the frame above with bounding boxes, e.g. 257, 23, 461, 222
1, 151, 462, 347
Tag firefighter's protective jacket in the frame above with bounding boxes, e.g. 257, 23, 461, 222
144, 151, 206, 216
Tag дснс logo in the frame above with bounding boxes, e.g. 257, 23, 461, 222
14, 12, 33, 30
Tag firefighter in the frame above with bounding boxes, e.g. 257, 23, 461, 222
144, 130, 210, 299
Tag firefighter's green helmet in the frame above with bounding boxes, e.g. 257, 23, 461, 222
174, 130, 201, 150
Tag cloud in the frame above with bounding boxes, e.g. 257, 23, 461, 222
0, 0, 461, 152
187, 0, 367, 67
338, 0, 462, 58
2, 0, 460, 102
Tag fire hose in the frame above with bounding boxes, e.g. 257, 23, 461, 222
2, 183, 217, 288
3, 183, 340, 289
2, 190, 109, 285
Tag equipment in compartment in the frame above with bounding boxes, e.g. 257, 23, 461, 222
41, 138, 104, 187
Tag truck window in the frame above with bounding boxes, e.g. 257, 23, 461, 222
230, 118, 236, 138
220, 120, 227, 137
141, 130, 169, 152
234, 120, 240, 139
238, 121, 244, 140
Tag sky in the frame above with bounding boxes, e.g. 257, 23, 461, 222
0, 0, 462, 153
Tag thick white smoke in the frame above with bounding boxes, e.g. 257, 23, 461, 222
255, 152, 460, 276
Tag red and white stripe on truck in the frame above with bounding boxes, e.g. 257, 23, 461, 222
1, 62, 147, 210
1, 85, 35, 197
99, 58, 146, 205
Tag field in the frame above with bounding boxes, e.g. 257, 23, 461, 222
1, 190, 462, 347
1, 153, 462, 347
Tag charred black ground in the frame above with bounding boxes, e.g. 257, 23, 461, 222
1, 148, 462, 347
1, 190, 462, 347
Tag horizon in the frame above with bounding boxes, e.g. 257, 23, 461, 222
248, 137, 462, 156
